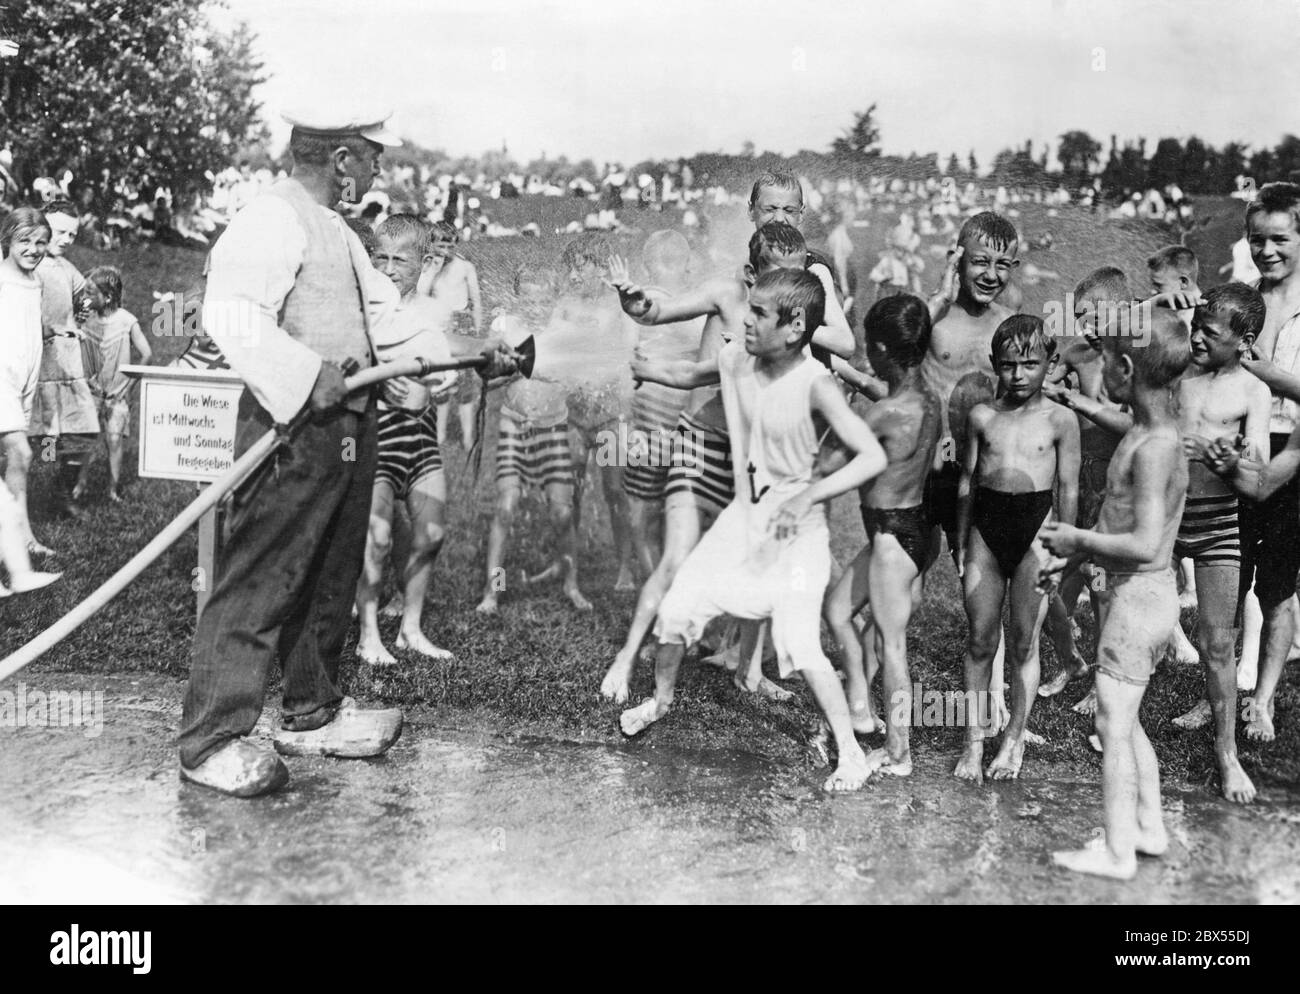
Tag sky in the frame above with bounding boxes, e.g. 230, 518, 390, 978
217, 0, 1300, 169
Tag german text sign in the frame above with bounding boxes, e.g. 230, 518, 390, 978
127, 366, 244, 483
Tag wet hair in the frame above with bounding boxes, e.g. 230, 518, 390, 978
1200, 283, 1265, 342
431, 220, 459, 244
748, 221, 806, 271
86, 265, 123, 312
345, 216, 378, 258
375, 213, 432, 259
1147, 244, 1198, 280
560, 231, 614, 271
991, 313, 1056, 361
752, 268, 825, 349
642, 229, 691, 275
957, 211, 1019, 253
0, 206, 52, 252
863, 293, 931, 370
1246, 181, 1300, 233
1102, 305, 1190, 388
43, 198, 78, 221
1073, 266, 1130, 302
289, 129, 378, 168
748, 171, 803, 209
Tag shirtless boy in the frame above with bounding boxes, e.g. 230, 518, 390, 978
1052, 286, 1267, 803
622, 230, 704, 577
954, 315, 1080, 784
619, 269, 888, 793
476, 263, 590, 615
1042, 307, 1190, 879
822, 294, 941, 765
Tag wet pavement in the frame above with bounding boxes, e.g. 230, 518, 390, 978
1, 674, 1298, 904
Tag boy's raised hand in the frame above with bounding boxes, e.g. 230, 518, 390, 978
1206, 436, 1243, 475
605, 254, 652, 318
1150, 290, 1205, 312
1241, 354, 1280, 386
927, 245, 963, 323
1040, 520, 1083, 558
1041, 382, 1076, 408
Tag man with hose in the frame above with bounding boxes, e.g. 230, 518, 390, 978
179, 105, 512, 797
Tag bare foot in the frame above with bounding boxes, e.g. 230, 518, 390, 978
736, 674, 793, 702
395, 629, 454, 661
620, 697, 667, 736
953, 739, 985, 784
823, 744, 871, 792
1052, 845, 1137, 880
27, 540, 55, 558
475, 593, 499, 615
863, 746, 912, 777
356, 639, 397, 666
527, 560, 563, 585
1170, 625, 1199, 666
1178, 587, 1198, 612
380, 594, 404, 619
1023, 729, 1046, 747
564, 583, 592, 612
1088, 733, 1103, 753
1245, 705, 1275, 743
108, 488, 124, 504
986, 735, 1025, 780
1039, 653, 1089, 698
601, 651, 635, 704
637, 641, 658, 665
849, 701, 885, 736
6, 571, 61, 594
1220, 754, 1257, 804
613, 565, 636, 592
1237, 654, 1257, 693
1171, 698, 1211, 730
1072, 684, 1098, 717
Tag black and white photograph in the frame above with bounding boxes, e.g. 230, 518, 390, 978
0, 0, 1297, 926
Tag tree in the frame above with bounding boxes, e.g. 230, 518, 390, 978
1274, 134, 1300, 183
1, 0, 265, 199
944, 152, 963, 177
1057, 130, 1102, 187
1146, 138, 1184, 190
968, 150, 978, 176
831, 104, 881, 160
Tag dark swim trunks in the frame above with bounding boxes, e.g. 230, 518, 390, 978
861, 504, 928, 574
972, 487, 1054, 579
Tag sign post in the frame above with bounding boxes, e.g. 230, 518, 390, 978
123, 364, 243, 618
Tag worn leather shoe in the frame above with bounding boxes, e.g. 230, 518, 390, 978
272, 697, 403, 758
180, 739, 289, 797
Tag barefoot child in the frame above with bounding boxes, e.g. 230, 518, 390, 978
600, 222, 853, 704
1041, 307, 1190, 879
0, 207, 55, 559
622, 230, 705, 578
475, 264, 590, 616
354, 214, 463, 665
77, 266, 152, 502
953, 315, 1080, 784
0, 479, 59, 596
1051, 286, 1268, 804
619, 269, 888, 792
822, 294, 941, 760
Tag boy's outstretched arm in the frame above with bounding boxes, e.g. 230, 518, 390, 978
1054, 407, 1081, 527
1242, 355, 1300, 404
606, 253, 723, 326
769, 377, 885, 539
632, 356, 720, 390
1043, 383, 1133, 436
1043, 436, 1178, 567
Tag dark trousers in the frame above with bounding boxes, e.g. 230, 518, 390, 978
1239, 432, 1300, 611
179, 392, 377, 768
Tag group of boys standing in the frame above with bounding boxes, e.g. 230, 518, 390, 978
568, 173, 1300, 882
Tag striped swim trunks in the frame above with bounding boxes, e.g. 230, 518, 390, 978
664, 409, 733, 518
375, 406, 443, 499
623, 382, 690, 503
1174, 493, 1240, 568
495, 415, 576, 491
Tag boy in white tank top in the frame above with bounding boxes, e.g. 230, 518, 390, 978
620, 269, 888, 792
